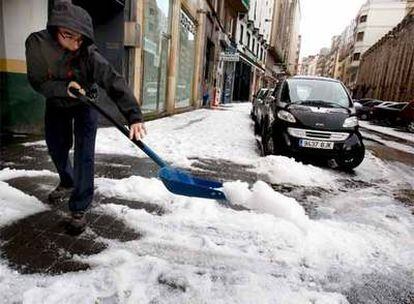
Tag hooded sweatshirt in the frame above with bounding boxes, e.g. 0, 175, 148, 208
25, 2, 143, 124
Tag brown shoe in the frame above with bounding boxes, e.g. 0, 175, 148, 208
66, 211, 87, 235
48, 185, 73, 205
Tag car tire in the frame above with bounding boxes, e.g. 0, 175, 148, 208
337, 146, 365, 171
254, 120, 260, 135
261, 121, 273, 156
407, 121, 414, 133
262, 122, 285, 156
360, 114, 367, 120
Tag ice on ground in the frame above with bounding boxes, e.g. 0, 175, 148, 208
1, 103, 413, 303
0, 181, 48, 227
224, 180, 310, 231
95, 175, 174, 207
359, 121, 414, 143
361, 131, 414, 154
0, 168, 56, 181
254, 155, 336, 187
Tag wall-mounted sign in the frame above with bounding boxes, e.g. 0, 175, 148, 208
220, 52, 240, 62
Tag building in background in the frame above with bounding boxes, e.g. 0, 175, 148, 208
355, 11, 414, 102
407, 0, 414, 12
305, 0, 409, 94
326, 36, 341, 78
348, 0, 407, 91
269, 0, 301, 77
299, 55, 318, 76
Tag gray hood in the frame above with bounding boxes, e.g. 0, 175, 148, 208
47, 1, 94, 43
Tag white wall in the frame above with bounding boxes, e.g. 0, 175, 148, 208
354, 1, 406, 55
1, 0, 48, 60
287, 1, 301, 74
248, 0, 274, 44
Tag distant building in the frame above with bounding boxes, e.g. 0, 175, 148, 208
356, 11, 414, 102
300, 55, 318, 76
348, 0, 407, 91
407, 0, 414, 12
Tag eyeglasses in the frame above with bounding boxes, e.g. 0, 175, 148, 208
58, 30, 83, 43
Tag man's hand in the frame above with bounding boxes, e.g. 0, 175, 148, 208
67, 81, 85, 98
129, 122, 147, 141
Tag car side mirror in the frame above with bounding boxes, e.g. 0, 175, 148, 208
354, 102, 362, 109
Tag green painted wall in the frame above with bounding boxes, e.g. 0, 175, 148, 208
0, 72, 45, 134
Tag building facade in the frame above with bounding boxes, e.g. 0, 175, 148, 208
348, 0, 407, 91
355, 11, 414, 102
0, 0, 250, 133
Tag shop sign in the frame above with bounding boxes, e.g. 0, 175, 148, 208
144, 37, 157, 56
220, 52, 240, 62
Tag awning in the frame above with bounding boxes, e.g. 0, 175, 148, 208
238, 52, 266, 73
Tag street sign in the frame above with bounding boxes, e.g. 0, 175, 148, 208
220, 52, 240, 62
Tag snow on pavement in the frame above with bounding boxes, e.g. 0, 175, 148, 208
0, 103, 413, 303
359, 120, 414, 143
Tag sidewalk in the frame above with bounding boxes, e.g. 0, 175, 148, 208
359, 121, 414, 144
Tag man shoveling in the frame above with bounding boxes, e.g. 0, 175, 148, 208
25, 2, 146, 234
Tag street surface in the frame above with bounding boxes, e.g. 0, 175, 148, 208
0, 103, 413, 304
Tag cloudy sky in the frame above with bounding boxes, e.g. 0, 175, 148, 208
300, 0, 367, 58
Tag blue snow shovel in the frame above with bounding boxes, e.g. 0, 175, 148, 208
69, 88, 226, 201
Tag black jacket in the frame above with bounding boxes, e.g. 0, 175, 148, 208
25, 2, 143, 124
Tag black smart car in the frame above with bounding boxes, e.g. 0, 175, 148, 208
261, 76, 365, 170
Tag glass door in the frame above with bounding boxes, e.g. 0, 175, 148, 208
141, 0, 172, 113
175, 9, 197, 108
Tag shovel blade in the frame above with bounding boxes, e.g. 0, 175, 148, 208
159, 167, 226, 200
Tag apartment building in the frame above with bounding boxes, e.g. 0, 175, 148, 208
348, 0, 407, 90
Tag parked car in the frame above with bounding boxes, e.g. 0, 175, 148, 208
355, 99, 383, 120
354, 98, 379, 106
399, 101, 414, 132
251, 88, 269, 132
261, 76, 365, 170
371, 101, 408, 125
252, 88, 278, 134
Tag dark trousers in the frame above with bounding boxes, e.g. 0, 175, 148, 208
45, 103, 98, 212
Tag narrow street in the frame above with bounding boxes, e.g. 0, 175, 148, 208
1, 0, 414, 303
0, 104, 412, 304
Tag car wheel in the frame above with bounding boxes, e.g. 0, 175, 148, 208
337, 146, 365, 171
407, 121, 414, 133
360, 114, 367, 120
254, 120, 260, 134
261, 121, 274, 156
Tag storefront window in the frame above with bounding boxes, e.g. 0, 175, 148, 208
175, 9, 197, 108
142, 0, 172, 113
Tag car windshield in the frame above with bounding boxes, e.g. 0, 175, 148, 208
282, 79, 351, 108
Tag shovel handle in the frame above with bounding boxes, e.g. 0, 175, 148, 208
69, 87, 168, 168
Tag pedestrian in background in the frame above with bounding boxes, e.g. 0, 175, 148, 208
25, 1, 146, 234
202, 80, 210, 107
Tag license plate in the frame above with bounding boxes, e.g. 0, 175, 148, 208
299, 139, 334, 149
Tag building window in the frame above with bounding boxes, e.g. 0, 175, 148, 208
176, 9, 197, 108
359, 15, 367, 23
252, 38, 256, 53
260, 48, 263, 61
142, 0, 172, 113
239, 25, 244, 44
256, 43, 259, 56
247, 32, 251, 49
356, 31, 364, 42
353, 53, 361, 61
